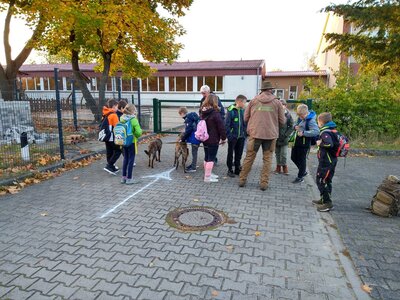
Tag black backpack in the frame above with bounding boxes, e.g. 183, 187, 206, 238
98, 112, 113, 142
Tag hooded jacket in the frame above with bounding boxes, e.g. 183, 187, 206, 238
225, 104, 246, 140
293, 110, 320, 148
200, 107, 226, 145
101, 106, 119, 142
276, 109, 294, 146
182, 112, 200, 145
244, 92, 286, 140
318, 120, 339, 165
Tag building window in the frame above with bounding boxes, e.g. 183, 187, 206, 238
197, 76, 223, 92
289, 86, 297, 99
275, 89, 284, 99
132, 78, 139, 91
303, 85, 311, 95
122, 79, 131, 91
187, 77, 193, 91
176, 77, 186, 91
23, 77, 35, 90
148, 76, 158, 91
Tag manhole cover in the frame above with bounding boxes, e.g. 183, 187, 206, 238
166, 206, 228, 232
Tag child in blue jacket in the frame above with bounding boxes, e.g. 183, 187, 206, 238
225, 95, 247, 177
178, 107, 200, 172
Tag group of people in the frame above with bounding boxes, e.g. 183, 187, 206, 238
178, 83, 340, 212
100, 82, 341, 212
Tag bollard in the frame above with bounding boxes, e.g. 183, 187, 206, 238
20, 132, 30, 161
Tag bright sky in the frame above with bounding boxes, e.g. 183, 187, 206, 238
1, 0, 344, 71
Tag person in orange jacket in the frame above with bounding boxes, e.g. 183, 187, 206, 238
102, 99, 122, 175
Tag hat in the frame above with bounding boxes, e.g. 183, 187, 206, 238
260, 81, 274, 90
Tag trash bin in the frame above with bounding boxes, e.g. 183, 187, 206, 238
140, 113, 151, 130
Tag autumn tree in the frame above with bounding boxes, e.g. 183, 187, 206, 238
322, 0, 400, 72
40, 0, 192, 120
0, 0, 54, 100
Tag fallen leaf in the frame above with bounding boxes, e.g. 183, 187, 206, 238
40, 212, 48, 217
193, 199, 199, 202
33, 179, 41, 184
226, 245, 234, 252
185, 175, 192, 179
0, 191, 7, 196
211, 290, 219, 297
255, 231, 262, 237
225, 218, 237, 224
7, 187, 20, 194
361, 284, 372, 294
73, 176, 79, 180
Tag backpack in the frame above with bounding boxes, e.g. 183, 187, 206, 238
113, 118, 134, 147
370, 175, 400, 217
98, 112, 113, 142
324, 129, 350, 157
195, 119, 209, 142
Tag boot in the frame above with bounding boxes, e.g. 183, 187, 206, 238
274, 165, 281, 174
282, 165, 289, 175
204, 162, 218, 182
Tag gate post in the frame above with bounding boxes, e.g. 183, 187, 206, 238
306, 98, 313, 110
54, 68, 65, 160
71, 79, 78, 131
153, 98, 159, 133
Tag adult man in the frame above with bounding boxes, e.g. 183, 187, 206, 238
239, 81, 286, 190
199, 85, 225, 119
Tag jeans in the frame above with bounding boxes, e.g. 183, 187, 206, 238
291, 146, 309, 178
275, 144, 288, 165
316, 161, 337, 203
190, 144, 199, 169
204, 144, 219, 162
105, 141, 122, 166
226, 137, 245, 171
122, 144, 136, 179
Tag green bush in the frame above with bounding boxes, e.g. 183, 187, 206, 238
300, 66, 400, 140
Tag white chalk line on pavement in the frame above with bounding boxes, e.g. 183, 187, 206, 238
99, 167, 175, 219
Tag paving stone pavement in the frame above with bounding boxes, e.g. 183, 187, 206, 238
309, 154, 400, 300
0, 135, 368, 300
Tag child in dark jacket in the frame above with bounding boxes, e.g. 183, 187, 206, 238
200, 94, 227, 183
313, 112, 339, 212
178, 107, 200, 172
225, 95, 247, 177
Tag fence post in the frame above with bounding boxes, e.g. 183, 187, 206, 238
54, 68, 65, 160
153, 98, 159, 133
117, 77, 122, 101
20, 132, 30, 161
306, 98, 313, 110
71, 79, 78, 131
131, 94, 135, 105
137, 78, 141, 125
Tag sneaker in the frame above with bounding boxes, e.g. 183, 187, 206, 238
312, 199, 323, 205
204, 177, 218, 183
185, 166, 197, 173
211, 173, 219, 179
292, 177, 304, 184
227, 170, 235, 178
112, 165, 120, 173
133, 162, 136, 167
302, 172, 308, 177
104, 165, 117, 175
120, 177, 127, 184
234, 169, 241, 175
126, 178, 141, 185
316, 202, 333, 212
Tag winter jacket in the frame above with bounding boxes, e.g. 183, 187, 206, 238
200, 107, 226, 145
181, 112, 200, 145
244, 92, 286, 140
318, 121, 339, 165
120, 114, 142, 154
293, 110, 320, 148
200, 94, 225, 119
276, 110, 294, 146
101, 106, 119, 142
225, 104, 246, 140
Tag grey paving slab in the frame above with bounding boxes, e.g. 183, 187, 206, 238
0, 135, 369, 299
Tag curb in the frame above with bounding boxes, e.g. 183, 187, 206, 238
0, 133, 161, 187
350, 149, 400, 157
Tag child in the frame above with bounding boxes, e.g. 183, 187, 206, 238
225, 94, 247, 177
274, 99, 294, 175
116, 100, 127, 119
178, 107, 200, 172
313, 112, 338, 212
200, 94, 227, 183
120, 104, 142, 184
291, 104, 319, 183
102, 99, 122, 175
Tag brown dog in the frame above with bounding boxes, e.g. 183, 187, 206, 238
174, 139, 189, 173
144, 138, 162, 168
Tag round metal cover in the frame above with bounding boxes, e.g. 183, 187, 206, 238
166, 206, 228, 232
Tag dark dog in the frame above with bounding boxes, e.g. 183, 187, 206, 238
174, 139, 189, 173
144, 138, 162, 168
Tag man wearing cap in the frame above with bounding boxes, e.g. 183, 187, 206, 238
239, 81, 286, 190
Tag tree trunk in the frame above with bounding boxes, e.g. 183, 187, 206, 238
0, 67, 14, 100
98, 51, 113, 111
71, 49, 101, 121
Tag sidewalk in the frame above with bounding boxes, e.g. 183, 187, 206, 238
0, 135, 369, 299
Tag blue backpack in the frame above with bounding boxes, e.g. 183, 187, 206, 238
113, 118, 134, 147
